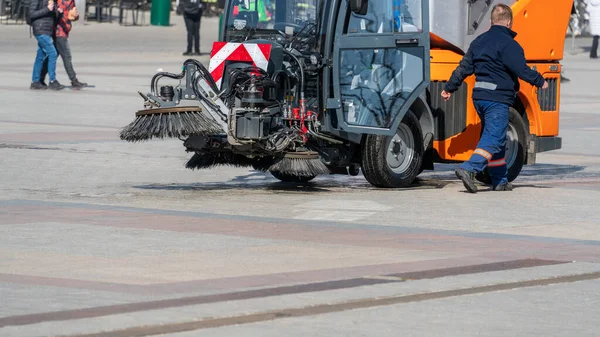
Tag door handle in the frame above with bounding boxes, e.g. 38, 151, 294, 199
395, 38, 419, 46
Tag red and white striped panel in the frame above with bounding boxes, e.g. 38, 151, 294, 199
209, 42, 272, 89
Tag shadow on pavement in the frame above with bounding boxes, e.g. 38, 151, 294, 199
133, 173, 450, 193
518, 164, 586, 177
423, 163, 587, 180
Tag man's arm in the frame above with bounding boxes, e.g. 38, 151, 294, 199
502, 43, 545, 88
441, 45, 474, 100
29, 0, 51, 22
443, 46, 475, 93
56, 0, 68, 21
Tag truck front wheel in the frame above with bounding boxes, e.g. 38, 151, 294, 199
361, 111, 424, 188
475, 108, 527, 184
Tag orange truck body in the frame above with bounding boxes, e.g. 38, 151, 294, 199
430, 0, 572, 163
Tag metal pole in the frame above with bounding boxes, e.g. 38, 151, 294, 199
75, 0, 86, 25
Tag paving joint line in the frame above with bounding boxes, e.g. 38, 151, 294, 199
0, 259, 567, 328
52, 271, 600, 337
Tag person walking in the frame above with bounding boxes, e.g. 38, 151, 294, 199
29, 0, 65, 90
181, 0, 204, 56
441, 4, 548, 193
588, 0, 600, 58
40, 0, 87, 89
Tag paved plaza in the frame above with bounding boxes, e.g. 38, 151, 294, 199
1, 12, 600, 337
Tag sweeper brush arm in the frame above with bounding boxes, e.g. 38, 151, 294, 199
119, 60, 229, 142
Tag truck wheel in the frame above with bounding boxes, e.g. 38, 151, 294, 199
270, 171, 316, 183
475, 108, 527, 184
361, 111, 424, 188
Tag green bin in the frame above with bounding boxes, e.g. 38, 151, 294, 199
151, 0, 171, 26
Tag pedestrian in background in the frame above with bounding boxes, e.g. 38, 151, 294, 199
588, 0, 600, 58
181, 0, 204, 56
29, 0, 65, 90
441, 4, 548, 193
40, 0, 88, 89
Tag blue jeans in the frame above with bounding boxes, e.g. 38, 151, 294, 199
32, 35, 58, 83
41, 37, 77, 82
460, 100, 509, 186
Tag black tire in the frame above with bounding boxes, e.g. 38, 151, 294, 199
361, 111, 424, 188
270, 171, 316, 183
475, 108, 527, 184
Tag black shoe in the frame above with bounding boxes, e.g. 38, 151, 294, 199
30, 82, 48, 90
48, 80, 65, 90
591, 55, 598, 59
194, 51, 201, 56
493, 182, 514, 191
455, 168, 478, 193
183, 51, 193, 56
40, 80, 48, 87
71, 79, 88, 90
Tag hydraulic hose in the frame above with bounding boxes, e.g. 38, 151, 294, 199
283, 49, 305, 106
183, 59, 220, 93
151, 71, 185, 96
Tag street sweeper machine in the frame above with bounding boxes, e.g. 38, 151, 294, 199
120, 0, 571, 188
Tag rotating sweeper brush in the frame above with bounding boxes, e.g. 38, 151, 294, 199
185, 151, 257, 169
184, 150, 329, 177
269, 152, 330, 177
119, 106, 224, 142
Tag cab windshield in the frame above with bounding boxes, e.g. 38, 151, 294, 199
223, 0, 322, 42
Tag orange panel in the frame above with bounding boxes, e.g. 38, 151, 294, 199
430, 49, 463, 64
516, 63, 561, 136
511, 0, 573, 61
430, 57, 480, 163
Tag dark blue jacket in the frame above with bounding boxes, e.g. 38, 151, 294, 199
29, 0, 55, 36
444, 25, 545, 105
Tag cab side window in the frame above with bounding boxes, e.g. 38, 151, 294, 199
346, 0, 393, 34
346, 0, 421, 34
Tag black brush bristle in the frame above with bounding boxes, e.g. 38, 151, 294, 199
185, 152, 255, 170
250, 156, 276, 172
120, 111, 224, 142
269, 157, 330, 177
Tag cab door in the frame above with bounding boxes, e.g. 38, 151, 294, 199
330, 0, 430, 135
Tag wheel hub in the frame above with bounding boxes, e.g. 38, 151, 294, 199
392, 140, 404, 156
386, 124, 414, 173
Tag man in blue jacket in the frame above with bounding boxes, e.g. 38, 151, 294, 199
29, 0, 65, 90
441, 4, 548, 193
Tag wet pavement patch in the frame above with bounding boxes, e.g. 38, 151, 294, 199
133, 176, 450, 194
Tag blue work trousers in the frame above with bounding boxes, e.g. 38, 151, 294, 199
32, 34, 58, 83
460, 100, 509, 186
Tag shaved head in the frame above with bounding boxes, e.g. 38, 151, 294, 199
491, 4, 513, 27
